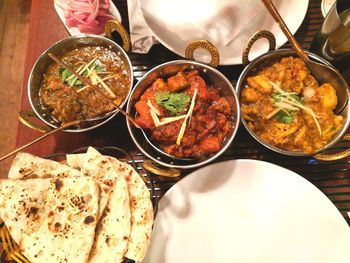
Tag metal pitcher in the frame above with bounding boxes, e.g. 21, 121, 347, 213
310, 0, 350, 67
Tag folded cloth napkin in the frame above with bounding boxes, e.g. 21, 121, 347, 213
127, 0, 265, 55
127, 0, 158, 54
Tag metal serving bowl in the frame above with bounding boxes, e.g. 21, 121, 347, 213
126, 60, 240, 169
236, 48, 350, 156
25, 34, 133, 132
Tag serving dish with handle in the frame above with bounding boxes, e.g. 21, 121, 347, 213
237, 30, 350, 160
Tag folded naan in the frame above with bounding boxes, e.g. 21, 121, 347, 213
109, 155, 154, 262
8, 152, 111, 221
8, 152, 82, 179
67, 147, 153, 262
0, 177, 99, 263
67, 147, 131, 263
6, 147, 154, 262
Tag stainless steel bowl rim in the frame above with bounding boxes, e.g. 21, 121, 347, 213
28, 34, 134, 132
126, 59, 240, 169
236, 48, 350, 156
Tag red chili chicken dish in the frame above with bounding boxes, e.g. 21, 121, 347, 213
134, 70, 234, 158
241, 56, 344, 154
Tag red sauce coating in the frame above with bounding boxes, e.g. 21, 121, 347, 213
134, 70, 233, 158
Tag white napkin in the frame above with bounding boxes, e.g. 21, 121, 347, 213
127, 0, 158, 53
192, 0, 264, 46
138, 0, 264, 48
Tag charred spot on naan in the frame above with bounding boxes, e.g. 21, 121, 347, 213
18, 167, 36, 178
84, 215, 95, 224
27, 206, 40, 221
54, 178, 63, 191
69, 194, 93, 211
102, 178, 115, 188
54, 222, 61, 230
18, 200, 41, 222
48, 219, 63, 233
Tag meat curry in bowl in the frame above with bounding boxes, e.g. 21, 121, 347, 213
237, 49, 350, 156
28, 35, 133, 132
127, 60, 240, 169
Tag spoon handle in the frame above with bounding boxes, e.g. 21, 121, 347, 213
117, 107, 141, 129
261, 0, 308, 62
0, 120, 81, 161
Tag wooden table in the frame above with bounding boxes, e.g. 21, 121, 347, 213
16, 0, 350, 226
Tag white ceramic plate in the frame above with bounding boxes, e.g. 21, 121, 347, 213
321, 0, 336, 17
54, 1, 121, 36
140, 0, 309, 65
143, 160, 350, 263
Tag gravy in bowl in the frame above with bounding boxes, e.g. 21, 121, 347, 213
39, 45, 130, 123
240, 56, 344, 154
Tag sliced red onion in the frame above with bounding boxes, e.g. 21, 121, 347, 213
63, 0, 114, 35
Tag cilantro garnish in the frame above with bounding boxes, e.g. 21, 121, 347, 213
59, 67, 83, 86
155, 92, 190, 114
272, 92, 302, 103
290, 94, 302, 103
272, 92, 281, 101
58, 63, 105, 87
94, 65, 105, 73
271, 91, 303, 124
275, 110, 294, 124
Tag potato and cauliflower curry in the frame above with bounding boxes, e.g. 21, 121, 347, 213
241, 56, 343, 154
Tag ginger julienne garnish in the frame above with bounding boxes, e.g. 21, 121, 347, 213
147, 100, 186, 128
176, 88, 198, 145
59, 56, 117, 98
267, 81, 322, 135
146, 89, 197, 145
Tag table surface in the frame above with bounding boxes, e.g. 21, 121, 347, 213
15, 0, 350, 226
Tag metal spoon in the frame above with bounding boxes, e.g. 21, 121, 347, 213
261, 0, 349, 113
135, 119, 195, 162
0, 120, 81, 161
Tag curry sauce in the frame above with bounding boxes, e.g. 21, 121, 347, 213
241, 56, 343, 154
39, 46, 130, 123
134, 70, 234, 159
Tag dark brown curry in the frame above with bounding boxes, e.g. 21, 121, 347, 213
39, 46, 130, 123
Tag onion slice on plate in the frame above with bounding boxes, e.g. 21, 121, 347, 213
55, 0, 117, 35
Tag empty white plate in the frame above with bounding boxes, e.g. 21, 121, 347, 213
143, 160, 350, 263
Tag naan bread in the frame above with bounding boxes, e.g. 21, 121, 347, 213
8, 152, 82, 179
67, 147, 131, 263
66, 153, 85, 170
6, 148, 153, 262
8, 152, 110, 221
110, 156, 154, 262
68, 147, 153, 262
0, 177, 99, 263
